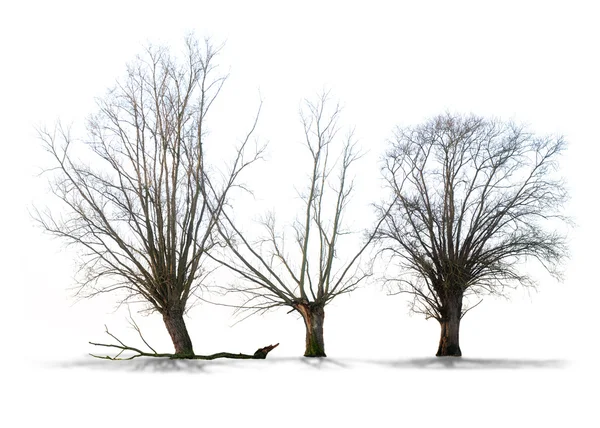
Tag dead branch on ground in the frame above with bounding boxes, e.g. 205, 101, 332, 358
89, 326, 279, 360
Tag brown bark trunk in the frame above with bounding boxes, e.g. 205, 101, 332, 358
436, 299, 462, 357
295, 303, 326, 357
163, 309, 194, 356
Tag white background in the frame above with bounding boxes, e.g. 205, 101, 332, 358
1, 1, 598, 426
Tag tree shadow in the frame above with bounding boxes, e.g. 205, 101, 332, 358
362, 357, 569, 370
45, 355, 568, 373
46, 355, 261, 373
300, 357, 347, 369
47, 355, 350, 372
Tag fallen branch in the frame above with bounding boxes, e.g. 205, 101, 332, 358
89, 326, 279, 360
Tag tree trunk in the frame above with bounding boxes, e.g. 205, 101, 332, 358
436, 299, 462, 357
163, 309, 194, 356
295, 303, 326, 357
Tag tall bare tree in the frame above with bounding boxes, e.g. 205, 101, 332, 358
377, 113, 568, 356
34, 36, 264, 357
211, 93, 382, 357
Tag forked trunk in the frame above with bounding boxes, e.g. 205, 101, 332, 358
436, 298, 462, 357
295, 303, 326, 357
163, 309, 194, 356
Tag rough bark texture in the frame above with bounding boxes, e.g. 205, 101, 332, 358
296, 303, 326, 357
436, 299, 462, 357
163, 309, 194, 356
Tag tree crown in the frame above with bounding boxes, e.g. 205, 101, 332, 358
378, 113, 569, 320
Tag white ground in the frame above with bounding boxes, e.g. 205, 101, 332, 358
5, 354, 594, 427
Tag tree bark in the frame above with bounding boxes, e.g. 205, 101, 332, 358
295, 303, 326, 357
436, 299, 462, 357
163, 309, 194, 356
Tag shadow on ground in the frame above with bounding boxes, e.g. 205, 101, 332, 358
47, 355, 275, 373
363, 357, 569, 370
46, 355, 568, 373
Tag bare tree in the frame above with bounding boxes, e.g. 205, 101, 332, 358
377, 113, 568, 356
210, 93, 382, 357
33, 36, 268, 358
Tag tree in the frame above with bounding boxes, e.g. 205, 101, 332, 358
377, 113, 568, 356
34, 36, 268, 358
210, 93, 382, 357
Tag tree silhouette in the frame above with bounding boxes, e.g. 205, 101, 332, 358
210, 93, 384, 357
377, 113, 569, 356
34, 36, 265, 357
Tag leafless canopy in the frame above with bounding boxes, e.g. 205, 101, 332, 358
34, 36, 262, 319
210, 93, 380, 317
378, 113, 569, 321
